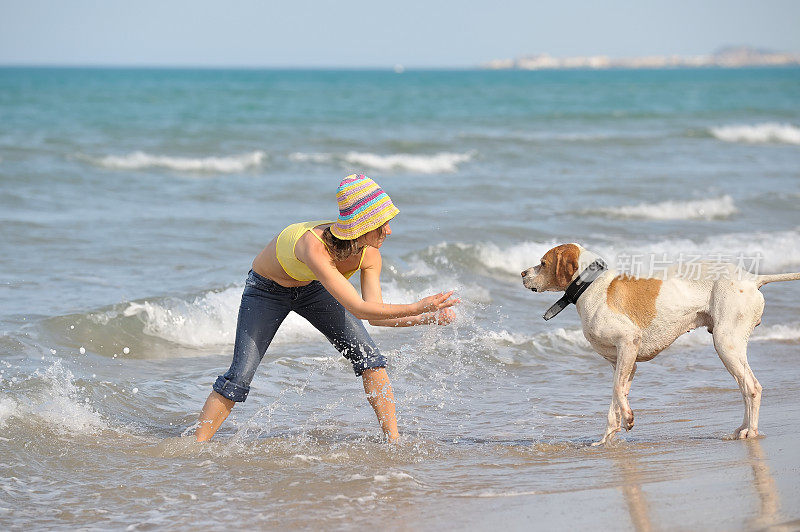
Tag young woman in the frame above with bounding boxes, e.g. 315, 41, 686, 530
195, 174, 458, 442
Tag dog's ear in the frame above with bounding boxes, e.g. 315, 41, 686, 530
555, 246, 579, 288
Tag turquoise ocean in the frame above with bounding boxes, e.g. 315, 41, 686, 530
1, 67, 799, 529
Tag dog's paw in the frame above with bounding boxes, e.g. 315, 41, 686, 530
733, 426, 760, 439
622, 409, 634, 431
592, 429, 619, 446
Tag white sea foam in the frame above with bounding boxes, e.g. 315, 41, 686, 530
710, 123, 800, 145
376, 279, 428, 305
117, 280, 429, 350
752, 323, 800, 342
0, 397, 16, 426
479, 329, 534, 346
0, 360, 110, 434
291, 151, 474, 173
292, 454, 322, 463
474, 328, 590, 365
533, 327, 592, 349
35, 362, 107, 433
466, 228, 800, 276
616, 229, 800, 274
117, 272, 487, 352
477, 328, 591, 352
85, 150, 266, 172
123, 286, 324, 348
344, 151, 473, 173
673, 323, 800, 346
373, 471, 415, 483
593, 195, 737, 220
469, 240, 562, 275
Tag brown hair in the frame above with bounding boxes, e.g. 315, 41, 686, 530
321, 227, 360, 261
321, 224, 387, 261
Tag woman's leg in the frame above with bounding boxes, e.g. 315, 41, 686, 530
294, 282, 396, 441
195, 272, 290, 441
196, 391, 235, 442
362, 367, 400, 442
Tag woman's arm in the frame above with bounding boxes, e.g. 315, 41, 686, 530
298, 236, 456, 321
367, 309, 457, 328
360, 247, 457, 327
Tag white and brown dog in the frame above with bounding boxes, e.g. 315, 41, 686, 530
521, 243, 800, 445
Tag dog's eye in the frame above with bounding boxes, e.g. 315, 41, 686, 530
540, 260, 546, 266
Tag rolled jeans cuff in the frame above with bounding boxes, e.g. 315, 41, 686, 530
351, 354, 387, 377
213, 375, 250, 402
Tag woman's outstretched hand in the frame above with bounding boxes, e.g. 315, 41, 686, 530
417, 290, 460, 314
434, 307, 457, 325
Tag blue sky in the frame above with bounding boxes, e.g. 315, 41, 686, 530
1, 0, 799, 67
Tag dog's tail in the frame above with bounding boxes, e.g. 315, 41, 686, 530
757, 272, 800, 288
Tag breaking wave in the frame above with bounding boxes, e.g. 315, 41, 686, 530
82, 150, 267, 172
439, 228, 800, 276
41, 278, 471, 357
592, 195, 737, 220
710, 123, 800, 145
0, 360, 109, 434
290, 151, 474, 173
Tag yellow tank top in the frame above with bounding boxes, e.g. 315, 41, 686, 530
275, 220, 366, 282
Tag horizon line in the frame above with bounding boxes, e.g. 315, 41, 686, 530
0, 60, 473, 70
1, 63, 799, 72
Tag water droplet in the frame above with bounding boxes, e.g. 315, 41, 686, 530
123, 347, 130, 355
79, 347, 86, 355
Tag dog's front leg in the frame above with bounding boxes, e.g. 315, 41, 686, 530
593, 394, 622, 446
614, 338, 639, 432
593, 357, 638, 445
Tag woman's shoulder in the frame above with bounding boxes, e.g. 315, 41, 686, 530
296, 227, 327, 250
360, 245, 382, 269
292, 227, 330, 265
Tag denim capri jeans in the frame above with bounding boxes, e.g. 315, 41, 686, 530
213, 270, 387, 402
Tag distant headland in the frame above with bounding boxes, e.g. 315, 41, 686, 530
481, 46, 800, 70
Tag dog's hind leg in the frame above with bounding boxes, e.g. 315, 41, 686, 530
713, 334, 762, 439
711, 286, 764, 439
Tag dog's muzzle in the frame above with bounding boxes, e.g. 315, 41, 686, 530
521, 269, 537, 291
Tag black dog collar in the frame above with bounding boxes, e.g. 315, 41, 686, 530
543, 258, 608, 320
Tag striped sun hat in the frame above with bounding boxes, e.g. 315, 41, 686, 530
331, 174, 399, 240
